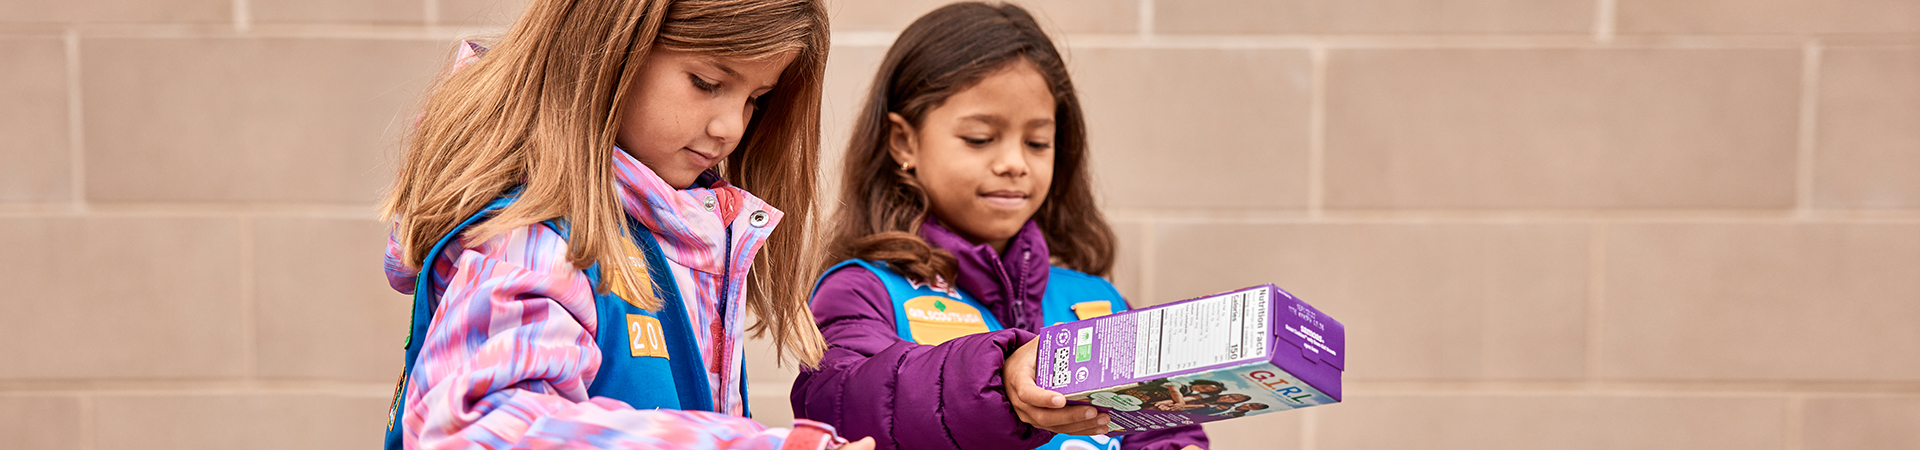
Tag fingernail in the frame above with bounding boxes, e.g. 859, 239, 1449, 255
1084, 409, 1096, 419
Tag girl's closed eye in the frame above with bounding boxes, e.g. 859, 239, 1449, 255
689, 73, 718, 92
961, 136, 993, 146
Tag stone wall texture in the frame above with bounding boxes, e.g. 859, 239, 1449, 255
2, 0, 1916, 449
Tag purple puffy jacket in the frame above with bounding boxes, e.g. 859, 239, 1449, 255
791, 220, 1209, 450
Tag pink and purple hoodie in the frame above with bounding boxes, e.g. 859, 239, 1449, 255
382, 148, 837, 450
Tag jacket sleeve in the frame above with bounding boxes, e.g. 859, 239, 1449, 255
1119, 424, 1209, 450
398, 224, 830, 450
791, 266, 1052, 450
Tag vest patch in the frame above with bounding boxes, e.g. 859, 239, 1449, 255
903, 295, 990, 345
608, 239, 654, 309
1073, 301, 1114, 320
627, 314, 669, 359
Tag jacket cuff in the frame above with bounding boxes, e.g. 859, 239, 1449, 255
999, 328, 1038, 357
937, 328, 1051, 450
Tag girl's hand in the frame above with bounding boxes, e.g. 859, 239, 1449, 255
1002, 338, 1111, 436
1182, 446, 1203, 450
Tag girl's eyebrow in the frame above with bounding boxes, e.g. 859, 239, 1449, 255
693, 56, 742, 79
696, 57, 779, 91
957, 114, 1053, 129
957, 114, 1007, 127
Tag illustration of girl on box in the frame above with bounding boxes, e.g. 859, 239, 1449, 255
1120, 378, 1225, 406
1211, 402, 1270, 418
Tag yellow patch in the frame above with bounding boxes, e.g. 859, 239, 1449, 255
607, 238, 653, 309
1072, 301, 1114, 320
903, 296, 991, 345
626, 314, 670, 359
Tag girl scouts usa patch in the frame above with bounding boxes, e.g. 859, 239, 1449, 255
903, 296, 989, 345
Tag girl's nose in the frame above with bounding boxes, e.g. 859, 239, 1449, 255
989, 142, 1030, 178
707, 102, 749, 147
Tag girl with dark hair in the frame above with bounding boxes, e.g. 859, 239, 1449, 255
789, 2, 1206, 450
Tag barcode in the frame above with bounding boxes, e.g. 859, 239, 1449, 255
1052, 347, 1072, 386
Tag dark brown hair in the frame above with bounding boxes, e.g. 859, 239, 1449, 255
823, 1, 1114, 284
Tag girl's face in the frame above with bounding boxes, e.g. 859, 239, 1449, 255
889, 58, 1056, 253
618, 47, 796, 188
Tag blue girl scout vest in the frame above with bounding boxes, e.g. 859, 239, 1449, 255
819, 259, 1131, 450
384, 192, 723, 450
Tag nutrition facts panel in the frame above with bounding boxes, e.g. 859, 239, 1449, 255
1133, 287, 1271, 378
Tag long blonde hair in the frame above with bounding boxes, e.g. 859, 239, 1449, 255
383, 0, 829, 367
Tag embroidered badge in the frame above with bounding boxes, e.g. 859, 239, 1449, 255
903, 296, 990, 345
1072, 301, 1114, 320
607, 238, 654, 309
627, 314, 669, 359
905, 275, 961, 298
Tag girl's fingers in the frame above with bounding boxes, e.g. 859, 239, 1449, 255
1017, 404, 1102, 428
1052, 419, 1114, 436
1069, 425, 1113, 436
1009, 381, 1066, 410
836, 437, 875, 450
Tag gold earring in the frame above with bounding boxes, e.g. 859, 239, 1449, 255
900, 162, 912, 171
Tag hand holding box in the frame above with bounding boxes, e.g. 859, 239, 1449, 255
1034, 285, 1345, 434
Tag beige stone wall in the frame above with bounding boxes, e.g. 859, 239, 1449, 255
3, 0, 1917, 449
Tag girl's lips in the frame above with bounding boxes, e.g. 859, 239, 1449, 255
683, 147, 719, 166
980, 191, 1029, 209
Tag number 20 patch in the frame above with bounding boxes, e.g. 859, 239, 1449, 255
627, 314, 669, 359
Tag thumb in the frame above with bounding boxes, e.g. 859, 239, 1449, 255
1003, 350, 1064, 408
1013, 380, 1066, 409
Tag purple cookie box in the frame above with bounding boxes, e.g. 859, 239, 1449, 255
1034, 285, 1345, 434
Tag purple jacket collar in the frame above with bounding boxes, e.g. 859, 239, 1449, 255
920, 219, 1051, 331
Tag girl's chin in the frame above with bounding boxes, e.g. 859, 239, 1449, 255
661, 162, 714, 187
658, 170, 700, 188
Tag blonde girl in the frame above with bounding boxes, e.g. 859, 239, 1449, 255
380, 1, 867, 449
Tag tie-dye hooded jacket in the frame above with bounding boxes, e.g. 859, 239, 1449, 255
382, 143, 837, 449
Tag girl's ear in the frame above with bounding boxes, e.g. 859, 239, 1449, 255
886, 112, 919, 170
